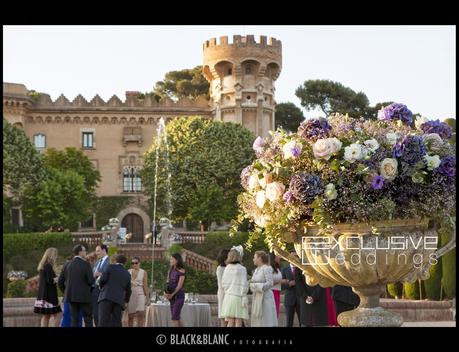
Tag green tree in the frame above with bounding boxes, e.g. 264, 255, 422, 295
3, 118, 47, 198
275, 102, 305, 132
22, 169, 89, 231
363, 101, 394, 120
142, 117, 255, 229
153, 66, 209, 101
444, 118, 456, 145
295, 79, 370, 118
43, 147, 101, 201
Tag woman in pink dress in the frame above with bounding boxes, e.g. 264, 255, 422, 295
269, 253, 282, 318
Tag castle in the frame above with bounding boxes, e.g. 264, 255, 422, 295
3, 34, 282, 241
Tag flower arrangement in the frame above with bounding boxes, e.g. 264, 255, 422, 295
7, 271, 28, 281
233, 104, 456, 249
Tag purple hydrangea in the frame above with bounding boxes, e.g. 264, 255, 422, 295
420, 120, 453, 140
240, 165, 253, 190
393, 135, 427, 165
283, 191, 294, 203
297, 117, 332, 141
437, 156, 456, 177
377, 103, 413, 125
371, 175, 385, 190
288, 173, 324, 204
253, 136, 264, 153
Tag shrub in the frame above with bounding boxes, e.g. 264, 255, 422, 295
387, 282, 403, 299
7, 280, 27, 298
424, 261, 442, 300
440, 221, 456, 299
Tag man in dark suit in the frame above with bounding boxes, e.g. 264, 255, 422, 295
98, 254, 132, 327
295, 269, 328, 327
281, 250, 302, 327
332, 285, 360, 317
59, 244, 95, 327
92, 244, 110, 326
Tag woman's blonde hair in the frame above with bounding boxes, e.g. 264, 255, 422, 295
37, 247, 58, 272
255, 250, 269, 264
226, 248, 242, 264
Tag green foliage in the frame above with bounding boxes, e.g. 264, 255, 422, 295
7, 280, 27, 298
295, 79, 369, 118
3, 118, 47, 198
168, 243, 184, 257
142, 116, 255, 227
444, 118, 456, 145
440, 217, 456, 299
182, 231, 269, 274
423, 261, 442, 300
387, 282, 403, 299
403, 280, 425, 300
21, 169, 89, 231
3, 232, 74, 296
44, 147, 101, 205
275, 102, 305, 132
153, 66, 209, 101
108, 246, 119, 257
94, 196, 132, 229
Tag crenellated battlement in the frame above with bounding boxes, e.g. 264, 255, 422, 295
203, 35, 281, 50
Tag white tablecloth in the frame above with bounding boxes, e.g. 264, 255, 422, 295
145, 302, 211, 327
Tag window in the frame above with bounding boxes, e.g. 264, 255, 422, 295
34, 134, 46, 149
227, 68, 232, 75
246, 95, 251, 101
82, 132, 94, 149
245, 66, 252, 74
123, 166, 142, 193
11, 209, 20, 226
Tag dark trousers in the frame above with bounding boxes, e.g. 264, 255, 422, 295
69, 302, 93, 327
284, 301, 301, 327
92, 288, 100, 326
98, 300, 123, 327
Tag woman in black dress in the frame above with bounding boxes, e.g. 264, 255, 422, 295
34, 247, 62, 326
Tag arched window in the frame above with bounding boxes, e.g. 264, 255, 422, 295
123, 166, 142, 192
34, 134, 46, 149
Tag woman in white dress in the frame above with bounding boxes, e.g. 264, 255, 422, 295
221, 246, 249, 327
216, 249, 230, 327
249, 251, 278, 327
127, 257, 149, 327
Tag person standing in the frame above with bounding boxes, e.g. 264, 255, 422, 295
270, 253, 282, 319
60, 244, 94, 327
92, 244, 110, 326
98, 254, 132, 327
127, 256, 149, 327
58, 255, 83, 327
221, 246, 249, 327
165, 253, 186, 327
216, 249, 230, 327
296, 269, 328, 327
34, 247, 62, 327
280, 251, 301, 327
249, 251, 278, 327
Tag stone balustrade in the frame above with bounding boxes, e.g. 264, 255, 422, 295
182, 249, 215, 275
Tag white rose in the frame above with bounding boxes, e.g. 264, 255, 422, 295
313, 138, 334, 160
265, 182, 286, 202
329, 137, 342, 153
423, 154, 441, 171
258, 173, 273, 189
256, 190, 266, 209
324, 183, 337, 200
380, 158, 398, 180
415, 116, 429, 130
344, 143, 365, 163
282, 140, 303, 159
386, 132, 399, 146
423, 133, 443, 152
364, 138, 380, 153
248, 175, 259, 191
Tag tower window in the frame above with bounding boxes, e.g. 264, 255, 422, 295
246, 95, 251, 101
227, 68, 232, 75
33, 134, 46, 149
82, 132, 94, 149
245, 66, 252, 74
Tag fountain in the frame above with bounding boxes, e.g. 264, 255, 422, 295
150, 117, 174, 297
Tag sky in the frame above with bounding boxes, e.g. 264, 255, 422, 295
3, 25, 456, 120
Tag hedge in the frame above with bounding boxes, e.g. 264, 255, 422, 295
387, 282, 403, 299
424, 260, 442, 300
440, 224, 456, 299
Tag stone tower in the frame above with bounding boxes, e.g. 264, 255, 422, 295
202, 35, 282, 138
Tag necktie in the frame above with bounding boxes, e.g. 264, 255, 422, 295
95, 258, 103, 272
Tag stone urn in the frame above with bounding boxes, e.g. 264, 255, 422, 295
273, 218, 456, 327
